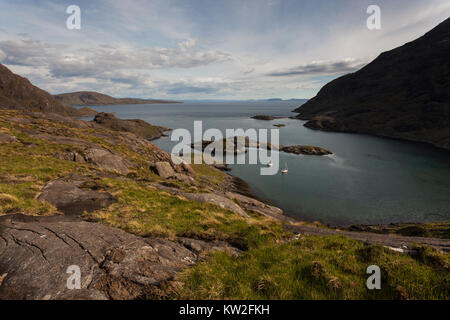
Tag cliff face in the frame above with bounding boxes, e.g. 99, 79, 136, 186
0, 64, 79, 116
294, 18, 450, 149
54, 91, 178, 106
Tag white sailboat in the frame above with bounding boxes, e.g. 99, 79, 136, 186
281, 162, 288, 174
267, 161, 273, 167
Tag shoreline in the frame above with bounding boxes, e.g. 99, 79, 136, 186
226, 167, 450, 234
295, 115, 450, 153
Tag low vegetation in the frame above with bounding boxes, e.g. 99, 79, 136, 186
0, 110, 448, 300
180, 236, 449, 300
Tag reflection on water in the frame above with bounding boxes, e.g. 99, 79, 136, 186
80, 101, 450, 225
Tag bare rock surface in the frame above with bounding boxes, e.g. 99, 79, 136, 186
83, 148, 131, 174
152, 161, 176, 179
0, 214, 236, 300
37, 180, 116, 215
0, 132, 18, 144
279, 145, 332, 156
225, 192, 294, 222
181, 193, 249, 218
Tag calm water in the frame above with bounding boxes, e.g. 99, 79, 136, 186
82, 101, 450, 225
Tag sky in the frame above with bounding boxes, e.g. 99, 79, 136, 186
0, 0, 449, 100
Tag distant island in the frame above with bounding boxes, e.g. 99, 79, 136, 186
294, 17, 450, 150
53, 91, 180, 106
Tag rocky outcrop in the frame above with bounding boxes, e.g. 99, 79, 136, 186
83, 148, 131, 174
0, 214, 238, 300
152, 161, 176, 179
251, 115, 285, 121
93, 112, 169, 141
294, 18, 450, 150
76, 107, 98, 117
193, 138, 331, 157
181, 193, 249, 218
180, 162, 195, 176
54, 148, 132, 174
54, 151, 86, 163
0, 132, 18, 144
279, 145, 332, 156
37, 180, 116, 215
150, 161, 195, 183
224, 192, 293, 222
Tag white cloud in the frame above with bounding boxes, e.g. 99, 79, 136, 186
267, 58, 367, 77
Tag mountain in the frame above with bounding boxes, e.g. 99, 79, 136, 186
294, 18, 450, 149
54, 91, 179, 106
0, 64, 80, 116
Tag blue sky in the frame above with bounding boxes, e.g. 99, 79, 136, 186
0, 0, 449, 100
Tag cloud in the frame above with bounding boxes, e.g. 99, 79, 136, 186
266, 58, 367, 77
0, 39, 50, 66
0, 38, 232, 79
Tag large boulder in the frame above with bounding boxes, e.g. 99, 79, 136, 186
181, 193, 249, 218
0, 214, 239, 300
225, 192, 294, 222
152, 161, 176, 179
0, 132, 18, 144
83, 148, 131, 174
37, 180, 115, 215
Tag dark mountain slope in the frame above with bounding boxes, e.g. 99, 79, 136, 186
54, 91, 179, 106
294, 18, 450, 149
0, 64, 79, 116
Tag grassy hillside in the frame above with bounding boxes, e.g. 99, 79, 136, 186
0, 110, 448, 300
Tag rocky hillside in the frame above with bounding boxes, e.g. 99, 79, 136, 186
54, 91, 179, 106
294, 18, 450, 149
0, 64, 80, 116
93, 112, 170, 141
1, 109, 448, 300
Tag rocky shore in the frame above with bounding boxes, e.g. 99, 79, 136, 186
191, 138, 333, 156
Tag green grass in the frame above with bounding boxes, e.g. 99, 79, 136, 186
179, 235, 450, 300
83, 178, 286, 248
1, 110, 449, 301
0, 135, 90, 215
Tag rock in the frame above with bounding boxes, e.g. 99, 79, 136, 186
251, 115, 284, 121
213, 164, 231, 171
178, 237, 241, 258
93, 112, 169, 141
84, 148, 131, 174
173, 173, 194, 184
224, 192, 293, 222
180, 162, 195, 176
152, 161, 175, 179
280, 145, 332, 156
37, 180, 116, 215
0, 132, 19, 144
396, 226, 428, 237
181, 193, 249, 218
54, 151, 86, 163
76, 107, 98, 117
0, 214, 239, 300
